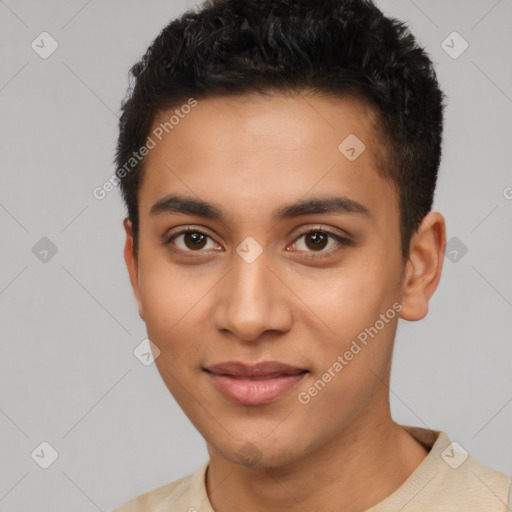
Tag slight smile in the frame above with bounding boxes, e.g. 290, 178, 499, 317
203, 361, 309, 406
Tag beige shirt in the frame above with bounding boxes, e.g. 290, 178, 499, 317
113, 425, 511, 511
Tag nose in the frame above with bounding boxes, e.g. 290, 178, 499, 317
212, 249, 293, 343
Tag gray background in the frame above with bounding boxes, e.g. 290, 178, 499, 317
0, 0, 511, 510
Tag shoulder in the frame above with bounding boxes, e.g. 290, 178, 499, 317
112, 461, 209, 512
377, 426, 512, 511
112, 475, 190, 511
442, 453, 512, 507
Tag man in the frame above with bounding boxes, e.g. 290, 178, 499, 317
113, 0, 511, 510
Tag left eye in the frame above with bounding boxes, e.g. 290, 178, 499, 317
290, 230, 351, 254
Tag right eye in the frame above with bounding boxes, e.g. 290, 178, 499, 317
163, 228, 223, 254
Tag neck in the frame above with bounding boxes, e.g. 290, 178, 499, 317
205, 412, 428, 512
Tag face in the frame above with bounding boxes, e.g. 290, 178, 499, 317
124, 92, 419, 468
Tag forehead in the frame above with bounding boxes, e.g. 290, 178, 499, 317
139, 92, 398, 230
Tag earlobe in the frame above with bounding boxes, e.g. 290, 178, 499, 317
123, 218, 145, 321
399, 212, 446, 322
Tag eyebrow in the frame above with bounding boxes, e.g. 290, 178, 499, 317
149, 194, 372, 222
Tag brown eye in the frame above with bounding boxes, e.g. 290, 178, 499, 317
183, 232, 207, 250
289, 228, 353, 259
164, 229, 220, 253
304, 231, 329, 251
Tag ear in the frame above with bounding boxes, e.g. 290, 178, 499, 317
399, 212, 446, 321
123, 218, 145, 321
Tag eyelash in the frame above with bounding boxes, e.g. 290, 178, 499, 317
163, 226, 353, 259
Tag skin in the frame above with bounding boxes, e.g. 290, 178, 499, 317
123, 91, 446, 512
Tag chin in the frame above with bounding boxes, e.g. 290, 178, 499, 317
208, 434, 308, 469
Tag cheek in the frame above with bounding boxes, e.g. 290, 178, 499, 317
291, 256, 400, 400
293, 261, 397, 339
137, 261, 214, 372
295, 318, 396, 431
138, 258, 208, 335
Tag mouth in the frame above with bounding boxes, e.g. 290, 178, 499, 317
203, 361, 309, 405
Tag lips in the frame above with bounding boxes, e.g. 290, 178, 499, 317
204, 360, 308, 378
204, 361, 309, 405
